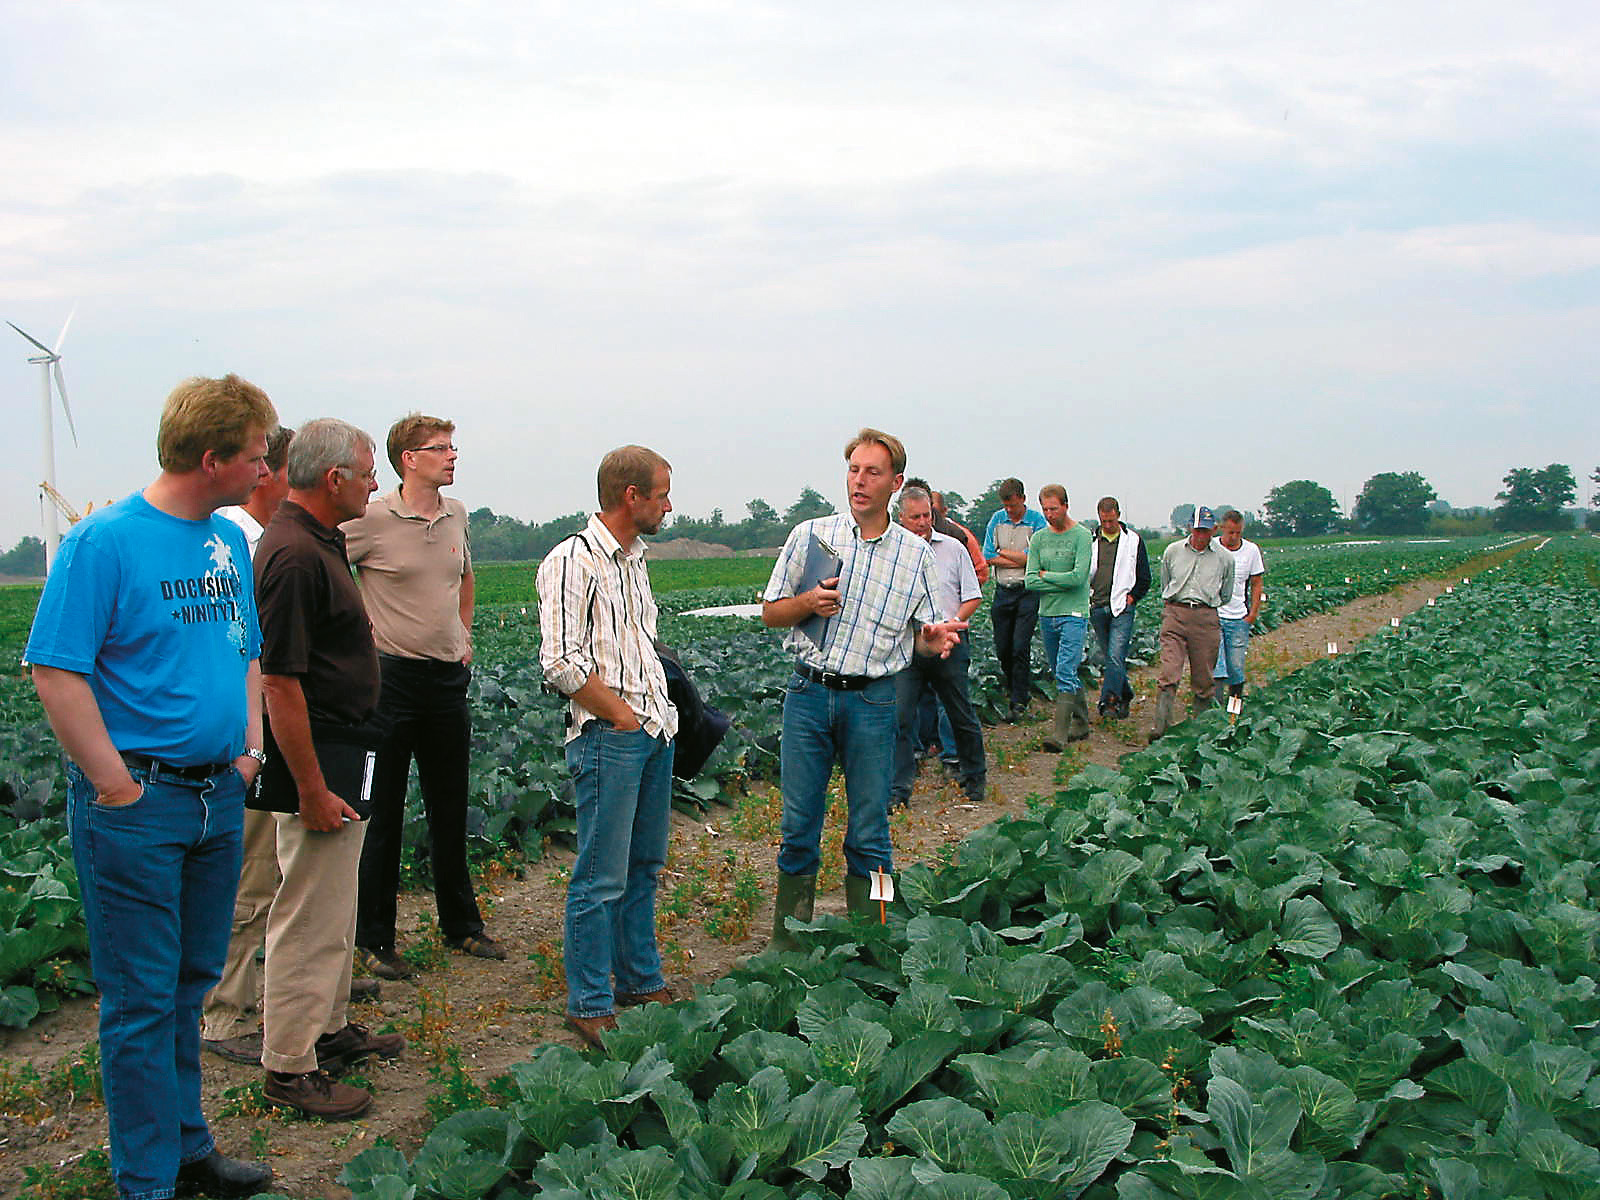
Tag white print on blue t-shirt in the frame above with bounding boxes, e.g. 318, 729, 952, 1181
156, 534, 250, 656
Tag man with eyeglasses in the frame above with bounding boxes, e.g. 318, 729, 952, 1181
344, 415, 503, 981
254, 419, 403, 1120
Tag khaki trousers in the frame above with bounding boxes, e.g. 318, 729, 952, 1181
200, 808, 280, 1039
260, 815, 367, 1073
1157, 602, 1221, 702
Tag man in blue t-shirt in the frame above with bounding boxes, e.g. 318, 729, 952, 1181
25, 374, 279, 1200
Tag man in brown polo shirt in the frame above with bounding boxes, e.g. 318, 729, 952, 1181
344, 413, 502, 980
254, 418, 403, 1119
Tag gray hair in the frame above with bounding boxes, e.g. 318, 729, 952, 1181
899, 485, 932, 511
286, 418, 375, 490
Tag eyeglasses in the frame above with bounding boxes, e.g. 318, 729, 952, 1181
337, 465, 378, 483
407, 443, 457, 454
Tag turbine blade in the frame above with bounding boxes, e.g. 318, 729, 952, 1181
53, 306, 77, 353
7, 321, 53, 355
53, 362, 79, 447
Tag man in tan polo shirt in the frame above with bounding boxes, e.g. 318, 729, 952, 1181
343, 413, 503, 980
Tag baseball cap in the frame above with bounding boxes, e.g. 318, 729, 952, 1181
1193, 506, 1218, 529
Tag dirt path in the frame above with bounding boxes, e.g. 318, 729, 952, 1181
0, 553, 1510, 1199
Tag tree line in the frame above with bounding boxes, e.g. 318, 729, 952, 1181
0, 465, 1594, 574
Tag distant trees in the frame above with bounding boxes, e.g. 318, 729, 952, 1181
1494, 464, 1576, 531
783, 488, 835, 526
0, 536, 45, 577
1353, 471, 1436, 535
1263, 481, 1340, 537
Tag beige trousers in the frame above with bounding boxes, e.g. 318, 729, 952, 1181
200, 808, 281, 1039
260, 814, 367, 1073
1157, 602, 1221, 702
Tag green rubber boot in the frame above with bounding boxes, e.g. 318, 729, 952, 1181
769, 872, 817, 954
1148, 687, 1176, 743
844, 873, 876, 920
1041, 692, 1071, 752
1066, 690, 1090, 741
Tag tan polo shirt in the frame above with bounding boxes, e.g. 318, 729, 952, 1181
342, 490, 472, 662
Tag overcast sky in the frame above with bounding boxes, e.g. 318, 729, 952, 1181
4, 1, 1596, 549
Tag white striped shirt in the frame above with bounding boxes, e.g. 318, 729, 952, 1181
536, 514, 677, 743
765, 513, 940, 678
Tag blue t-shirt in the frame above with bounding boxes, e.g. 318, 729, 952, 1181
25, 491, 261, 765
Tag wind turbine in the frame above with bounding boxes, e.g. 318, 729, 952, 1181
8, 310, 79, 573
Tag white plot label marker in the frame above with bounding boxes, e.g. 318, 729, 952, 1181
1428, 598, 1436, 607
1227, 695, 1243, 716
1391, 617, 1401, 628
1327, 641, 1339, 655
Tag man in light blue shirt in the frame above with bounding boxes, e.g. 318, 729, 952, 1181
762, 429, 965, 951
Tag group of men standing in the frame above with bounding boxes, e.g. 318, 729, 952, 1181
25, 379, 505, 1198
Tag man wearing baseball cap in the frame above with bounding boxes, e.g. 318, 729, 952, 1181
1150, 506, 1235, 741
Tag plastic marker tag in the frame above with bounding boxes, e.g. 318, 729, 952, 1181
1305, 584, 1312, 591
1427, 598, 1435, 607
1327, 641, 1338, 655
1446, 586, 1454, 594
1391, 617, 1401, 628
1227, 695, 1243, 716
1344, 576, 1351, 583
1462, 577, 1468, 583
870, 869, 894, 902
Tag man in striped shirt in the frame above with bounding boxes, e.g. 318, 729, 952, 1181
761, 429, 967, 951
536, 446, 678, 1050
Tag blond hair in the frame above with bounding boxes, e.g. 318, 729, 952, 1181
1039, 484, 1067, 505
843, 428, 907, 474
157, 375, 278, 472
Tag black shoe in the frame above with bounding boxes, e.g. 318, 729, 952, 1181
201, 1031, 262, 1065
175, 1149, 272, 1198
350, 977, 382, 1002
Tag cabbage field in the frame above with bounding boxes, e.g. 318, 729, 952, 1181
314, 534, 1600, 1199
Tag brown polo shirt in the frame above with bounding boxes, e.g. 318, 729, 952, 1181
341, 490, 471, 662
255, 499, 380, 726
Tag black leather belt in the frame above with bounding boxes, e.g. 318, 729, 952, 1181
796, 662, 875, 691
996, 582, 1026, 590
119, 752, 230, 785
1166, 599, 1211, 609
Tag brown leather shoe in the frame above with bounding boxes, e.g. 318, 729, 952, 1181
565, 1012, 617, 1050
263, 1069, 371, 1119
350, 977, 382, 1002
316, 1022, 405, 1075
615, 988, 672, 1008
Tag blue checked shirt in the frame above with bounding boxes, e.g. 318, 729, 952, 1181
764, 514, 940, 678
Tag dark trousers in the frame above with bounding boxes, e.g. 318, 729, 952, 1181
892, 638, 986, 802
991, 584, 1040, 708
356, 655, 484, 949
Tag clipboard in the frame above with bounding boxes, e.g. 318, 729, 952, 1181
794, 532, 842, 650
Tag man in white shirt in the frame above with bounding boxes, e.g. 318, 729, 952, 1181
890, 486, 986, 808
1211, 510, 1266, 702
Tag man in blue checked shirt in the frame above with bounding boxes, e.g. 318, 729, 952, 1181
761, 428, 967, 951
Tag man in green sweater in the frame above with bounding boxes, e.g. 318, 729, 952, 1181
1025, 485, 1094, 750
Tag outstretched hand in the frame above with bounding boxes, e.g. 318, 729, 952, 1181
916, 619, 968, 659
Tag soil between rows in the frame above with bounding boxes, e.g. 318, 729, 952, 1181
0, 565, 1492, 1199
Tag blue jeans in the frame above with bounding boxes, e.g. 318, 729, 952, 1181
892, 639, 986, 803
1039, 614, 1088, 693
1090, 605, 1136, 706
67, 762, 244, 1200
564, 722, 673, 1018
1214, 617, 1251, 685
778, 671, 896, 879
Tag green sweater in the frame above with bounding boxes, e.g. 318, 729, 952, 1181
1024, 523, 1093, 616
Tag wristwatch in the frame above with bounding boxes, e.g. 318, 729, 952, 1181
243, 748, 268, 766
